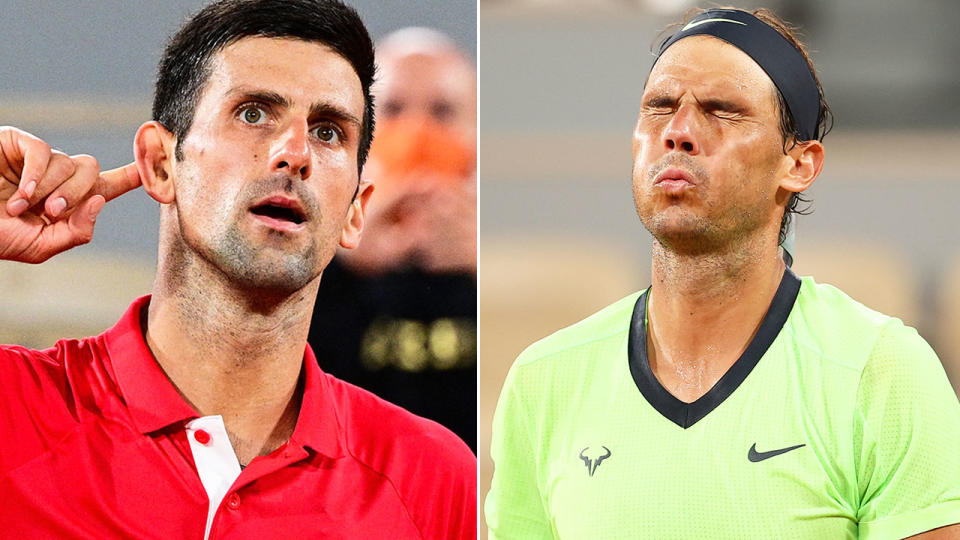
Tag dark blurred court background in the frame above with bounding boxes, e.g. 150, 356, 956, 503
478, 0, 960, 535
0, 0, 475, 344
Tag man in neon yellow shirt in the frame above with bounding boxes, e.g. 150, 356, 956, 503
486, 7, 960, 539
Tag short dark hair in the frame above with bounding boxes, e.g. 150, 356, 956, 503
660, 7, 834, 246
152, 0, 376, 173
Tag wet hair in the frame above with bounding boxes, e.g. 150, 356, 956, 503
152, 0, 376, 173
659, 7, 834, 246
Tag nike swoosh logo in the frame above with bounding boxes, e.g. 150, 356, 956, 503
682, 18, 747, 32
748, 443, 805, 462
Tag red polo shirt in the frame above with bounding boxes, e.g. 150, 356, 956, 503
0, 296, 476, 538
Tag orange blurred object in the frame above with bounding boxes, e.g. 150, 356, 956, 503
367, 117, 475, 187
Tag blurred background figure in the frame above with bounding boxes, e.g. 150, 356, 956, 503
308, 27, 477, 451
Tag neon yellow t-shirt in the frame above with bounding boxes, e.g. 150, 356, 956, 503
486, 270, 960, 539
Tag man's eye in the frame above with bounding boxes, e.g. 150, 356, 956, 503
382, 100, 403, 119
643, 107, 672, 116
430, 100, 454, 122
312, 125, 340, 144
241, 106, 267, 124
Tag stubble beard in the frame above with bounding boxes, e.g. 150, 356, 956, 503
211, 222, 319, 294
633, 154, 767, 257
176, 174, 327, 296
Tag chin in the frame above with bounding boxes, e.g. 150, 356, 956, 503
641, 211, 727, 255
231, 260, 319, 294
213, 228, 322, 294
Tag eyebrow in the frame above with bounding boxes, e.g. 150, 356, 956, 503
227, 87, 363, 129
309, 102, 363, 130
644, 95, 676, 109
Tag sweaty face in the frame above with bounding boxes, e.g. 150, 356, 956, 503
632, 36, 791, 255
171, 36, 365, 292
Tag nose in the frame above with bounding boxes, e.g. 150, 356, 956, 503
663, 105, 700, 155
269, 119, 312, 180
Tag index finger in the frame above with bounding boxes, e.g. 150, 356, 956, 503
97, 162, 141, 201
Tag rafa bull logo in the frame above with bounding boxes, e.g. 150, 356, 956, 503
579, 446, 611, 477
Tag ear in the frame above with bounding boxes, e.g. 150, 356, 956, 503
134, 121, 177, 204
339, 179, 374, 249
779, 139, 824, 194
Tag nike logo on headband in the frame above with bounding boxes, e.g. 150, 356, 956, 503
682, 18, 747, 31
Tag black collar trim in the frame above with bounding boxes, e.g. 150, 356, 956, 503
628, 268, 802, 429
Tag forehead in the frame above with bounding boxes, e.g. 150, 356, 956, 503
201, 36, 364, 114
645, 35, 774, 100
376, 51, 475, 103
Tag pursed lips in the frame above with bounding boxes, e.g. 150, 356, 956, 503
653, 167, 696, 195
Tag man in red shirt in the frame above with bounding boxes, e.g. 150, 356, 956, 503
0, 0, 476, 538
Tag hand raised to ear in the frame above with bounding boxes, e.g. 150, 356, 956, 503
0, 126, 141, 263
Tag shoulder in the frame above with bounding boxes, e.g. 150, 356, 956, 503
794, 276, 898, 328
0, 339, 82, 394
324, 376, 475, 537
0, 333, 111, 400
0, 342, 56, 364
324, 373, 476, 494
514, 290, 642, 370
499, 291, 641, 405
789, 276, 928, 372
331, 374, 474, 468
0, 337, 101, 473
0, 344, 63, 411
491, 292, 642, 444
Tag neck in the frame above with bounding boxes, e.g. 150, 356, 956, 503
145, 238, 320, 465
646, 230, 785, 402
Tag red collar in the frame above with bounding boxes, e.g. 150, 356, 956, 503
103, 295, 342, 458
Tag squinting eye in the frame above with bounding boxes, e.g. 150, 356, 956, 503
643, 106, 672, 116
241, 106, 266, 124
313, 125, 340, 144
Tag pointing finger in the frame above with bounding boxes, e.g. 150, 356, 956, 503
97, 162, 141, 201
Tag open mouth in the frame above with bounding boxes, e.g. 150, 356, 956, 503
249, 203, 306, 225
